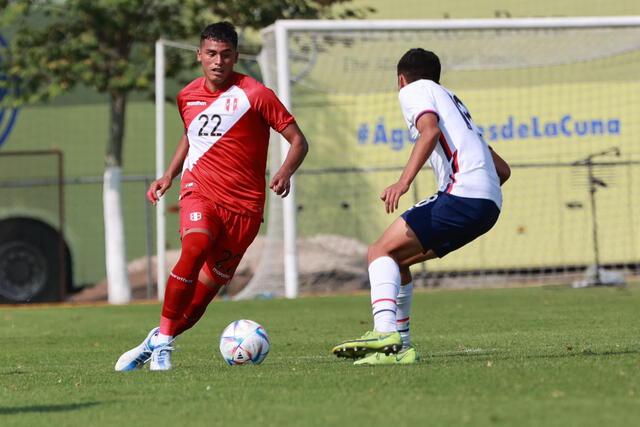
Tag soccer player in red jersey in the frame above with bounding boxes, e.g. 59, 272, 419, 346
115, 22, 308, 371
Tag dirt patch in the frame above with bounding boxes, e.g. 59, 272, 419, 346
70, 235, 369, 302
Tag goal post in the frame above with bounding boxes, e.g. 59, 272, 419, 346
252, 16, 640, 295
155, 39, 200, 301
154, 38, 289, 301
155, 17, 640, 300
275, 23, 299, 299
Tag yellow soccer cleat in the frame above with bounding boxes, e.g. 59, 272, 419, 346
331, 331, 402, 359
353, 345, 420, 365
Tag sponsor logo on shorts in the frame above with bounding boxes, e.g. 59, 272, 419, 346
212, 267, 231, 279
414, 193, 438, 208
187, 101, 207, 106
189, 212, 202, 221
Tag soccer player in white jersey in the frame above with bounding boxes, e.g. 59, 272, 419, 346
114, 22, 308, 371
332, 48, 510, 364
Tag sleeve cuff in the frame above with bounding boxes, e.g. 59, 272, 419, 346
415, 109, 439, 126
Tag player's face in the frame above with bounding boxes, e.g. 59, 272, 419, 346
197, 38, 238, 90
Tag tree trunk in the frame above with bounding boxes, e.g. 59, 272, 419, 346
104, 91, 131, 304
106, 91, 127, 167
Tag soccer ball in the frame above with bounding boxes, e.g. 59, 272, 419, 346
219, 319, 270, 365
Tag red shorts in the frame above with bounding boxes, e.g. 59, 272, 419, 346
179, 192, 262, 285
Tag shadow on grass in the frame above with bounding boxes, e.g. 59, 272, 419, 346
430, 350, 503, 359
521, 348, 640, 360
0, 371, 27, 376
0, 401, 101, 415
430, 347, 640, 361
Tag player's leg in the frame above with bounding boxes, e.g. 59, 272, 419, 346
354, 265, 421, 365
395, 253, 433, 351
115, 227, 213, 371
157, 229, 213, 340
333, 192, 448, 360
115, 228, 213, 371
337, 192, 502, 362
201, 204, 261, 285
173, 270, 224, 337
173, 207, 261, 339
396, 266, 415, 350
149, 228, 213, 370
363, 191, 499, 348
173, 204, 262, 336
332, 217, 430, 358
149, 193, 221, 370
367, 217, 435, 335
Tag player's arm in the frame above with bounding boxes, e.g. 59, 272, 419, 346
146, 132, 189, 205
269, 122, 309, 198
382, 113, 440, 214
489, 146, 511, 185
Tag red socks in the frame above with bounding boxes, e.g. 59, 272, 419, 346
160, 232, 211, 337
173, 280, 220, 337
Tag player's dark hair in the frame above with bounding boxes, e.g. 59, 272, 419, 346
200, 22, 238, 49
397, 48, 441, 84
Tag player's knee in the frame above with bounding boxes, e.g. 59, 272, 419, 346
399, 267, 412, 285
398, 256, 419, 271
202, 261, 233, 285
198, 269, 216, 287
367, 243, 391, 265
180, 232, 212, 264
367, 245, 377, 264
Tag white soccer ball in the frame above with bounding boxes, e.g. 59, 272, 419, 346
219, 319, 270, 365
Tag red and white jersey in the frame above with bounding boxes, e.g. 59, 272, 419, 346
399, 79, 502, 209
177, 73, 295, 216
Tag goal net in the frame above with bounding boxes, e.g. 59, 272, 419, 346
154, 40, 264, 300
240, 17, 640, 297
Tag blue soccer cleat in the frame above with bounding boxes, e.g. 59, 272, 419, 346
114, 327, 159, 372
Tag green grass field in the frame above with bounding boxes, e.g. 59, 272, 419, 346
1, 285, 639, 427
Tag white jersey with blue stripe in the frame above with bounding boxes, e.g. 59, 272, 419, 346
399, 79, 502, 209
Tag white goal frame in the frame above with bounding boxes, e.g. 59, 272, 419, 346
154, 39, 257, 300
155, 39, 197, 301
261, 15, 640, 298
156, 16, 640, 300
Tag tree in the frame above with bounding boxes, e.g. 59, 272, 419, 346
0, 0, 372, 303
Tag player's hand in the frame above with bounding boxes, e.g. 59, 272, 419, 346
380, 182, 410, 214
146, 175, 172, 205
269, 170, 292, 198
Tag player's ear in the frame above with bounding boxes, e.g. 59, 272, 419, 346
234, 51, 239, 64
398, 74, 407, 89
196, 48, 202, 63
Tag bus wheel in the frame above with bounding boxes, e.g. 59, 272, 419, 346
0, 218, 68, 303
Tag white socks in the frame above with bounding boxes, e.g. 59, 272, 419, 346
369, 256, 416, 347
152, 333, 173, 347
396, 281, 413, 349
369, 256, 400, 333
